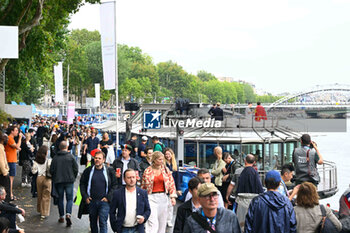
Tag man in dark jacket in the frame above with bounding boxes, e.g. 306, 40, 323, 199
50, 141, 78, 227
80, 150, 117, 233
174, 177, 203, 233
183, 183, 241, 233
112, 144, 140, 188
244, 170, 297, 233
110, 169, 150, 233
212, 102, 224, 121
236, 154, 263, 194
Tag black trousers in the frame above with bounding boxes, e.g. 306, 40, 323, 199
0, 175, 10, 202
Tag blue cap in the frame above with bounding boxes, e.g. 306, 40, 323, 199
265, 170, 281, 183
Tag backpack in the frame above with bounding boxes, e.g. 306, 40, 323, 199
317, 205, 340, 233
157, 142, 166, 153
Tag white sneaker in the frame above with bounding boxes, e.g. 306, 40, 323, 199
21, 183, 26, 188
167, 222, 174, 228
26, 183, 31, 188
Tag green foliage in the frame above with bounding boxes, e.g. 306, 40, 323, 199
0, 109, 13, 125
197, 70, 216, 82
1, 0, 101, 103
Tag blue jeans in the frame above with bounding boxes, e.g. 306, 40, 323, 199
122, 226, 139, 233
55, 182, 74, 217
89, 200, 110, 233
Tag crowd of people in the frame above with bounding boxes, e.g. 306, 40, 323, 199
0, 117, 350, 233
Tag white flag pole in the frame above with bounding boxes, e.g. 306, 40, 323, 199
114, 0, 119, 148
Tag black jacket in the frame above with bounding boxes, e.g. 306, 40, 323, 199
112, 157, 140, 188
19, 141, 34, 162
50, 150, 78, 184
174, 198, 193, 233
79, 165, 118, 203
139, 158, 151, 178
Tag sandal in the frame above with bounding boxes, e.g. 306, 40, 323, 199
10, 196, 18, 201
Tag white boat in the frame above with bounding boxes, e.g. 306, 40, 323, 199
93, 103, 338, 199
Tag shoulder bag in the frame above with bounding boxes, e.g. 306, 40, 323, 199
191, 212, 217, 233
318, 204, 340, 233
45, 160, 52, 178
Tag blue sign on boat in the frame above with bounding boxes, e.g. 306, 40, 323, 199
143, 111, 161, 129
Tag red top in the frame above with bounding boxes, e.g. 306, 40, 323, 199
152, 173, 165, 193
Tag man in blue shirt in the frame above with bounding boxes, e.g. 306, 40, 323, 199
80, 151, 117, 233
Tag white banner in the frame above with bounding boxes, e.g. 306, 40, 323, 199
0, 26, 18, 59
67, 101, 75, 125
100, 1, 116, 90
54, 62, 64, 103
95, 83, 100, 108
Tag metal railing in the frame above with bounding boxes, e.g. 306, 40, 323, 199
258, 160, 338, 199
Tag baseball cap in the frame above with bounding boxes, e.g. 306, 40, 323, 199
197, 183, 219, 197
141, 136, 148, 141
90, 148, 101, 157
123, 144, 133, 151
265, 170, 281, 183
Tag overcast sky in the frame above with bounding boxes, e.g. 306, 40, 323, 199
69, 0, 350, 95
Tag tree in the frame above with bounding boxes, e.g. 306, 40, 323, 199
1, 0, 100, 103
243, 84, 256, 103
0, 0, 100, 73
197, 70, 216, 82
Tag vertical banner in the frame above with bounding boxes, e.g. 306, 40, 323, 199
100, 1, 116, 90
67, 101, 75, 125
54, 62, 64, 103
95, 83, 100, 108
0, 26, 18, 58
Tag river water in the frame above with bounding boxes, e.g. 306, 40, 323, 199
310, 120, 350, 210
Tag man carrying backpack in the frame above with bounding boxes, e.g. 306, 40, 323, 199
152, 136, 165, 152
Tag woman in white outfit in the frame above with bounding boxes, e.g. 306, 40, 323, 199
141, 151, 177, 233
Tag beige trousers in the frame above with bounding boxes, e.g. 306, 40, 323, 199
36, 175, 52, 216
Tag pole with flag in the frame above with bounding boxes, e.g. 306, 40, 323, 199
100, 0, 119, 147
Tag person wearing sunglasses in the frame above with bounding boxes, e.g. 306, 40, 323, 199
183, 183, 241, 233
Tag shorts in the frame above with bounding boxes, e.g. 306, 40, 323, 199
8, 163, 16, 177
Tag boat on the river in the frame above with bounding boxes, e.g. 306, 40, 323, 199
94, 103, 338, 199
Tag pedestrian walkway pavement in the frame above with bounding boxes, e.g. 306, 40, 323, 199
11, 163, 177, 233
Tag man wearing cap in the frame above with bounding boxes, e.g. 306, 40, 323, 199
183, 183, 241, 233
127, 134, 138, 159
112, 144, 140, 189
244, 170, 297, 233
293, 134, 323, 186
137, 136, 148, 162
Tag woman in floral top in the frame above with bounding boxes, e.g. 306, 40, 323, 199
141, 151, 177, 233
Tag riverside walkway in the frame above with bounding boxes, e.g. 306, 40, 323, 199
13, 163, 176, 233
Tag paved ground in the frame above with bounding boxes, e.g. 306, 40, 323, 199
12, 163, 177, 233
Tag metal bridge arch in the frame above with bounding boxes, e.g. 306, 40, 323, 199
268, 84, 350, 109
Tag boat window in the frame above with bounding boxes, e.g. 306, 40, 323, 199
241, 144, 263, 168
184, 142, 197, 167
264, 143, 282, 170
219, 144, 242, 162
199, 143, 217, 169
283, 142, 295, 164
